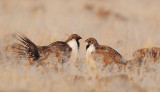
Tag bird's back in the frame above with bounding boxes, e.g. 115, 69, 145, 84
92, 45, 122, 65
133, 47, 160, 62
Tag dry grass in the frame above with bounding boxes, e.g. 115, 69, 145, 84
0, 0, 160, 92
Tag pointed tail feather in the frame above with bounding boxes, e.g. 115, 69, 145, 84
12, 34, 40, 61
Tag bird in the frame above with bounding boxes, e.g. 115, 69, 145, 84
132, 47, 160, 63
85, 37, 123, 67
12, 34, 82, 65
123, 47, 160, 69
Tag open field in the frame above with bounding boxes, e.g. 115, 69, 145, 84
0, 0, 160, 92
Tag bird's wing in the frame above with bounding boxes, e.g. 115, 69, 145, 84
49, 41, 72, 52
95, 45, 122, 57
92, 45, 122, 64
49, 41, 72, 63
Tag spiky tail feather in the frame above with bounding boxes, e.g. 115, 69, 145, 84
12, 34, 40, 61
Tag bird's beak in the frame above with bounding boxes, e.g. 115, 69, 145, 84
79, 36, 82, 40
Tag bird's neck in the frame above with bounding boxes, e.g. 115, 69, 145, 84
86, 44, 95, 59
86, 44, 95, 53
67, 39, 79, 62
67, 39, 78, 53
86, 44, 96, 68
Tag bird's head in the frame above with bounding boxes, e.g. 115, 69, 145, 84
85, 38, 99, 46
85, 38, 99, 50
66, 34, 82, 50
66, 34, 82, 42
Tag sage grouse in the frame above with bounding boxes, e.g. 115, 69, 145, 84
85, 38, 123, 67
13, 34, 82, 64
132, 47, 160, 62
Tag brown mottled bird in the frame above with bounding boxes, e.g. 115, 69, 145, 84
132, 47, 160, 62
12, 34, 82, 65
85, 38, 123, 67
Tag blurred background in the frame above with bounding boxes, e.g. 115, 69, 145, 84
0, 0, 160, 59
0, 0, 160, 92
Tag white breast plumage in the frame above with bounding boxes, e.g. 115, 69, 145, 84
67, 39, 78, 62
86, 44, 95, 55
86, 44, 96, 68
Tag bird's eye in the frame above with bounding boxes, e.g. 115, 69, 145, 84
88, 41, 92, 43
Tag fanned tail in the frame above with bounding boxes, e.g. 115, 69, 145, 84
12, 34, 40, 61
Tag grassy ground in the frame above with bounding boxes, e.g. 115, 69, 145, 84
0, 0, 160, 92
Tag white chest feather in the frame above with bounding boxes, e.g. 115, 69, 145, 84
86, 44, 96, 68
86, 44, 95, 60
86, 44, 95, 55
67, 39, 78, 53
67, 39, 78, 61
